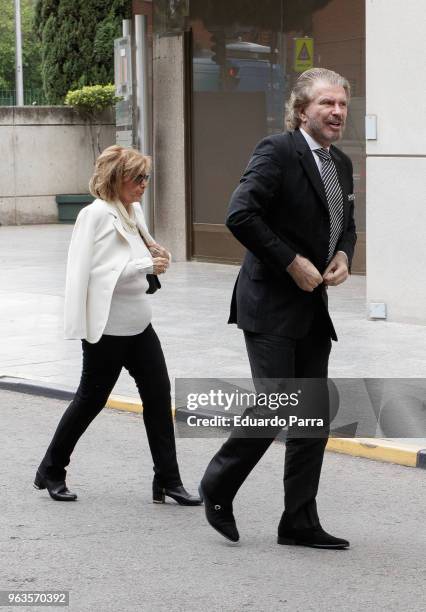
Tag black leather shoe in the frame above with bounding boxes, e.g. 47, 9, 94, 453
277, 525, 349, 549
152, 481, 202, 506
33, 470, 77, 502
199, 484, 239, 542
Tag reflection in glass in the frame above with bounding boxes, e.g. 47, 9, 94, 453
154, 0, 189, 34
187, 0, 365, 269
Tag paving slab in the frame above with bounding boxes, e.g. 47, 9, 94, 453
1, 224, 425, 394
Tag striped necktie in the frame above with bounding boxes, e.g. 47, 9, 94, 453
315, 147, 344, 263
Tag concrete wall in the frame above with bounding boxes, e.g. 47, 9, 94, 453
0, 107, 115, 225
152, 34, 188, 261
366, 0, 426, 324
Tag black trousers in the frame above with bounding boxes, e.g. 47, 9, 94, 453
38, 324, 182, 488
201, 312, 331, 530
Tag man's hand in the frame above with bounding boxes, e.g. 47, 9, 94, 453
286, 255, 323, 292
152, 257, 169, 275
322, 252, 349, 286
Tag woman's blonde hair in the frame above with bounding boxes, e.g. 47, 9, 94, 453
89, 145, 151, 202
285, 68, 351, 130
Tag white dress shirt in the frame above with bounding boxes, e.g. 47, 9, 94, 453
299, 127, 329, 172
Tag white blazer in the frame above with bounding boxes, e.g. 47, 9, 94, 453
64, 198, 155, 344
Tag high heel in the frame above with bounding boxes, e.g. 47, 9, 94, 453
33, 470, 77, 502
152, 482, 166, 504
152, 480, 202, 506
33, 471, 46, 490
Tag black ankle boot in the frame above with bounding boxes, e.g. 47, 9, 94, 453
152, 480, 202, 506
33, 470, 77, 502
277, 525, 349, 549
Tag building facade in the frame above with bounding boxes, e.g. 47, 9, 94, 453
131, 0, 426, 325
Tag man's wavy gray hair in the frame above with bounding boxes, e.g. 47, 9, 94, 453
285, 68, 351, 130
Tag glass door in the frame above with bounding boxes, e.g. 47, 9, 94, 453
188, 0, 366, 273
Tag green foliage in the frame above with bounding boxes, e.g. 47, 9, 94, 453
35, 0, 131, 104
65, 83, 121, 160
0, 0, 43, 92
65, 84, 120, 114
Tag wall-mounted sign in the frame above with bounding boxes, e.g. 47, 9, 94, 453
116, 130, 133, 148
115, 98, 132, 128
114, 36, 132, 98
365, 114, 378, 140
294, 37, 314, 72
114, 36, 133, 147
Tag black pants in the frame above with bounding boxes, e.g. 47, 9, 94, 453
38, 324, 182, 488
201, 315, 331, 530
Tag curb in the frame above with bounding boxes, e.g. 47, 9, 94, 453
1, 376, 425, 469
325, 437, 426, 469
0, 375, 145, 413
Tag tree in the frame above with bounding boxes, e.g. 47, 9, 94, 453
34, 0, 131, 104
65, 84, 121, 160
0, 0, 43, 94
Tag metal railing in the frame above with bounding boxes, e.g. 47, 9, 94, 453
0, 89, 49, 106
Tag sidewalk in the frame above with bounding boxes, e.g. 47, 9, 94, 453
1, 224, 425, 467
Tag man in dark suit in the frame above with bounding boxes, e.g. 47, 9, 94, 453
200, 68, 357, 549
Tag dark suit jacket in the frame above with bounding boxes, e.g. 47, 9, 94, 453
226, 128, 357, 340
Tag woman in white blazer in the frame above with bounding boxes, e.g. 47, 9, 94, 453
34, 145, 201, 506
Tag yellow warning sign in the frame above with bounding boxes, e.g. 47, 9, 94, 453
294, 38, 314, 72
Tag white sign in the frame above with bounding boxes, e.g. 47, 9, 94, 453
116, 130, 133, 148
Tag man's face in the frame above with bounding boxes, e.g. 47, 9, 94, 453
299, 82, 348, 147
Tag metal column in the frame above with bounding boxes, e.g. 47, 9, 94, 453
14, 0, 24, 105
134, 15, 152, 232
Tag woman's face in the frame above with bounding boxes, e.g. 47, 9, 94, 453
119, 173, 149, 206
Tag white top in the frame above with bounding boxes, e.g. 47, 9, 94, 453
103, 230, 154, 336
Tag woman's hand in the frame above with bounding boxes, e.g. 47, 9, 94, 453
149, 242, 171, 261
152, 257, 169, 275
